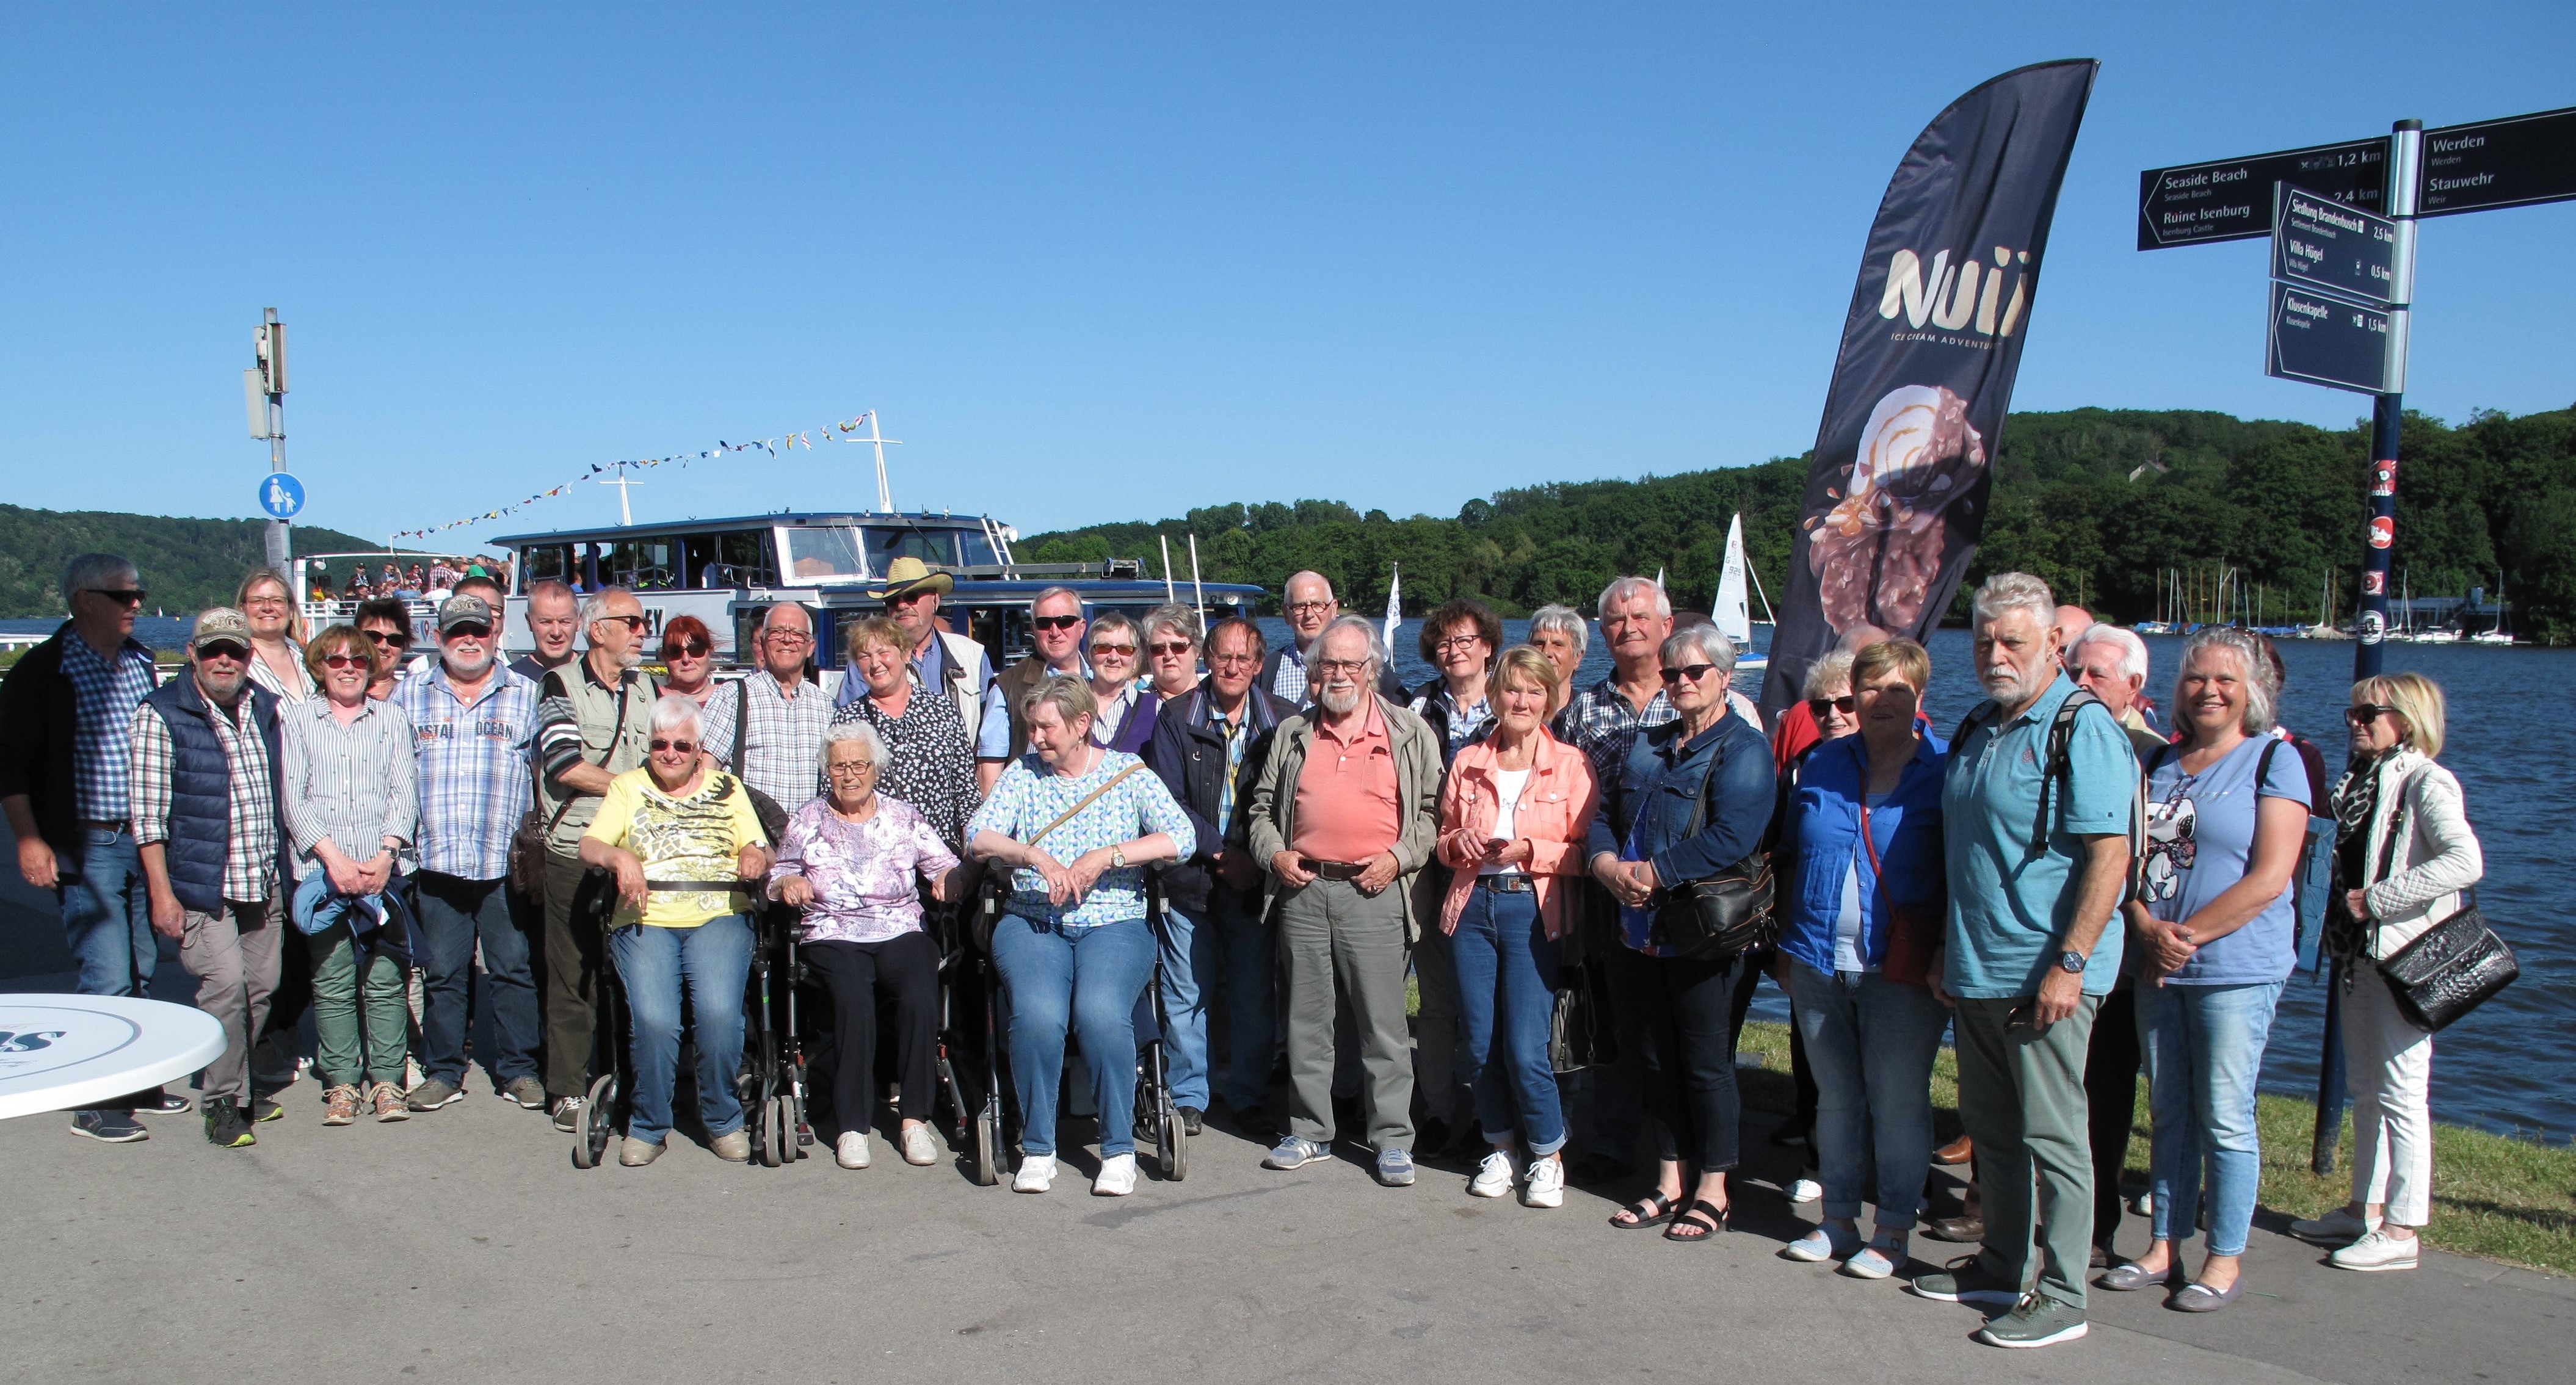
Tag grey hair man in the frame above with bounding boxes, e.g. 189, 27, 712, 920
1260, 572, 1406, 706
529, 585, 658, 1132
1555, 576, 1677, 786
510, 579, 580, 682
1910, 573, 2136, 1348
979, 585, 1089, 791
1244, 615, 1441, 1187
2068, 623, 2165, 756
703, 601, 830, 809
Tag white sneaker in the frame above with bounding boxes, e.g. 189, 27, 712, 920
2290, 1207, 2379, 1246
1014, 1153, 1058, 1193
2329, 1228, 2419, 1272
1787, 1177, 1824, 1204
1521, 1154, 1565, 1209
1468, 1150, 1515, 1198
899, 1124, 939, 1166
1092, 1152, 1137, 1196
835, 1130, 871, 1169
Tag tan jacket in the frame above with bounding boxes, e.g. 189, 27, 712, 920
1245, 694, 1442, 938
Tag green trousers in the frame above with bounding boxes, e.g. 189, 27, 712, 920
1954, 993, 2100, 1311
309, 930, 410, 1088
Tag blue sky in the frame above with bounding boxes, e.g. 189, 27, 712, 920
4, 2, 2571, 550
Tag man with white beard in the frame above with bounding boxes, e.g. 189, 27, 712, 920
531, 586, 659, 1132
1910, 573, 2135, 1350
394, 594, 546, 1113
1244, 617, 1442, 1187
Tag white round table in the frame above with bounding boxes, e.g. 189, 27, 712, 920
0, 994, 225, 1120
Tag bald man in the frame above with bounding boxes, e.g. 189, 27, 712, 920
1257, 571, 1406, 706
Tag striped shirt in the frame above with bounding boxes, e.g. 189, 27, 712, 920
394, 664, 540, 880
61, 632, 158, 821
129, 690, 280, 902
280, 696, 418, 878
702, 669, 832, 810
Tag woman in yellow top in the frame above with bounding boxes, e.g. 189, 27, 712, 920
579, 695, 773, 1166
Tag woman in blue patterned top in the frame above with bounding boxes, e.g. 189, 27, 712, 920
967, 674, 1194, 1197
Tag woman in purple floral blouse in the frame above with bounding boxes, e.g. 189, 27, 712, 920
768, 721, 965, 1171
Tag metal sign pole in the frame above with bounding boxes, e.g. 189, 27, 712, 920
260, 308, 291, 573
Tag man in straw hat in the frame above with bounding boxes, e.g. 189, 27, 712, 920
836, 555, 992, 747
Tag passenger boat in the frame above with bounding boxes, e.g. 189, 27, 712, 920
476, 510, 1262, 683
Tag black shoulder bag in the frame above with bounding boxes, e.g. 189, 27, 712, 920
2369, 791, 2516, 1033
1645, 731, 1776, 963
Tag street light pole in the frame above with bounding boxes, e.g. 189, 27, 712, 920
248, 308, 291, 572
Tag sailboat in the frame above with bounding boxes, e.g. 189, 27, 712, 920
2471, 574, 2514, 645
1714, 513, 1769, 674
2302, 568, 2347, 639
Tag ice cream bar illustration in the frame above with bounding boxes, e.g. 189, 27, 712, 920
1806, 384, 1988, 635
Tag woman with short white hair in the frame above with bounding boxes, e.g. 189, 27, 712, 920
1526, 606, 1587, 718
769, 720, 965, 1169
1142, 604, 1203, 701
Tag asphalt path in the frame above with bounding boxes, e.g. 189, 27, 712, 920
4, 1057, 2567, 1385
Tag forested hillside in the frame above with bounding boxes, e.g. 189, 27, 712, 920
0, 507, 376, 618
1021, 404, 2576, 642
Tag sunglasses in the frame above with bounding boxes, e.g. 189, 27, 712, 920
363, 629, 410, 647
597, 614, 647, 631
85, 588, 148, 607
649, 738, 698, 754
1033, 613, 1084, 631
662, 640, 710, 658
322, 653, 369, 670
1147, 642, 1194, 658
1658, 663, 1719, 684
2345, 704, 2399, 727
1090, 643, 1137, 658
1808, 695, 1856, 715
195, 642, 249, 662
444, 624, 493, 641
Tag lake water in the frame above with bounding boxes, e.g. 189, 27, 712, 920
15, 612, 2568, 1139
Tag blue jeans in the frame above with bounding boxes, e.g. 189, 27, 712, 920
992, 914, 1156, 1158
2139, 978, 2284, 1257
1156, 899, 1222, 1110
1787, 959, 1950, 1229
412, 871, 542, 1088
1449, 885, 1566, 1155
57, 827, 153, 999
610, 915, 753, 1146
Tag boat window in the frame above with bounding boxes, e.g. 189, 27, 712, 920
960, 604, 1034, 666
862, 526, 957, 573
785, 527, 867, 582
958, 529, 1000, 568
713, 530, 778, 588
603, 538, 680, 591
518, 544, 571, 591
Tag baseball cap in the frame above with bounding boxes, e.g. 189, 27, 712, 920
437, 593, 495, 633
189, 607, 253, 654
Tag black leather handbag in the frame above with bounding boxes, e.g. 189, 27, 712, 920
1644, 736, 1776, 963
2368, 798, 2516, 1033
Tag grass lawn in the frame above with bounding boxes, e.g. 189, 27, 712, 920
1733, 1020, 2576, 1276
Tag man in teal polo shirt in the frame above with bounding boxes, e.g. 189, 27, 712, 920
1910, 573, 2135, 1349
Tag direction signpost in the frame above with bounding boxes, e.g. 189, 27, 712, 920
2142, 102, 2575, 1177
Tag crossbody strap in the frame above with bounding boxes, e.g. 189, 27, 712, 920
1029, 762, 1147, 850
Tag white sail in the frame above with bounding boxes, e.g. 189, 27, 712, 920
1715, 513, 1751, 646
1383, 563, 1401, 649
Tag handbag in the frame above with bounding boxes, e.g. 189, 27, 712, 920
971, 761, 1147, 954
1548, 960, 1617, 1074
1644, 734, 1776, 963
2368, 797, 2516, 1032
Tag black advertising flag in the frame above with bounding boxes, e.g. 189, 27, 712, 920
1758, 60, 2097, 715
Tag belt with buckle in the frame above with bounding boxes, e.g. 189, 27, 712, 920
1474, 873, 1534, 893
1301, 859, 1368, 881
81, 819, 132, 834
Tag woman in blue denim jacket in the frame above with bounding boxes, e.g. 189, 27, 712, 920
1771, 638, 1950, 1280
1585, 627, 1775, 1243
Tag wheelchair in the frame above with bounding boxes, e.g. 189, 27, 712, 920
965, 881, 1186, 1186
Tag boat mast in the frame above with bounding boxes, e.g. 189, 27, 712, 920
861, 411, 903, 513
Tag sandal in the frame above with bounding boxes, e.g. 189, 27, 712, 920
1609, 1192, 1679, 1229
1663, 1199, 1730, 1242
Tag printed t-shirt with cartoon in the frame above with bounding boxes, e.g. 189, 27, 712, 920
582, 766, 766, 929
2138, 737, 2309, 986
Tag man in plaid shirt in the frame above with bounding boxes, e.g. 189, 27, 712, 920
1553, 577, 1679, 786
394, 595, 546, 1113
131, 608, 290, 1149
702, 602, 830, 809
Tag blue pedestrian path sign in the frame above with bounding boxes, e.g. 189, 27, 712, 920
258, 472, 304, 519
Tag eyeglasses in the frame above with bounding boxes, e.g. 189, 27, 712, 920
649, 738, 698, 754
363, 628, 410, 648
826, 761, 877, 778
1147, 642, 1194, 658
1286, 601, 1333, 617
1209, 651, 1260, 668
322, 653, 369, 670
2345, 704, 2399, 727
1659, 663, 1719, 684
1089, 643, 1137, 659
762, 629, 811, 645
244, 596, 288, 610
1312, 658, 1371, 677
196, 642, 249, 662
1807, 695, 1856, 716
1432, 635, 1486, 653
597, 614, 647, 631
444, 624, 493, 641
662, 640, 709, 658
1033, 613, 1084, 631
84, 588, 148, 607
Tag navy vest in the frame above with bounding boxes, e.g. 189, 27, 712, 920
143, 676, 285, 914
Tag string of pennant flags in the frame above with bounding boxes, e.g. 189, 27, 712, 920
387, 411, 879, 541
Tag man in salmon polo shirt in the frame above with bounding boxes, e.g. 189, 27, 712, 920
1245, 616, 1442, 1187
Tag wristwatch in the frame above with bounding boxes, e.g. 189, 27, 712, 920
2056, 950, 2088, 974
1110, 844, 1127, 869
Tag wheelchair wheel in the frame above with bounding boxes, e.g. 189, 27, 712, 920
1157, 1088, 1186, 1181
972, 1101, 1001, 1187
757, 1095, 788, 1168
574, 1072, 619, 1170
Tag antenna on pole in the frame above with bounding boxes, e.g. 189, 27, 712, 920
598, 462, 642, 526
1159, 535, 1176, 602
861, 410, 904, 513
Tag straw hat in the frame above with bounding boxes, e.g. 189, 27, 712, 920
874, 555, 952, 602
